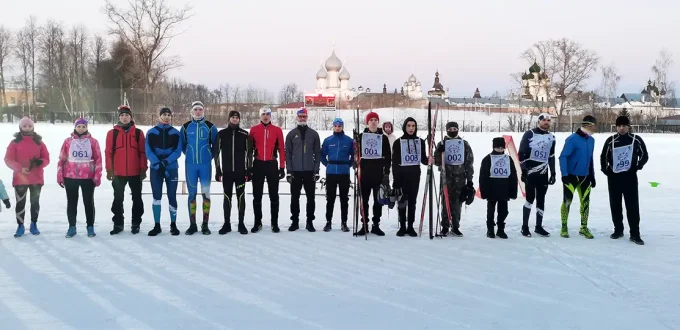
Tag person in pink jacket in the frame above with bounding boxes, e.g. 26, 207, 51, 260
4, 116, 50, 237
57, 118, 103, 238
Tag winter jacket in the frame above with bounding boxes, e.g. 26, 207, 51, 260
321, 131, 354, 175
146, 123, 182, 171
285, 125, 321, 173
180, 118, 218, 165
57, 131, 103, 186
0, 179, 8, 201
391, 118, 428, 177
357, 127, 392, 177
434, 135, 474, 185
215, 124, 253, 174
249, 122, 286, 168
4, 132, 50, 186
518, 127, 556, 176
600, 132, 648, 175
559, 128, 595, 178
385, 133, 397, 151
105, 123, 148, 177
479, 151, 518, 201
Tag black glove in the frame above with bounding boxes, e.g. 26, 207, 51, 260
590, 175, 596, 188
436, 143, 445, 153
30, 157, 43, 167
140, 171, 147, 181
352, 161, 358, 170
548, 174, 556, 185
286, 174, 293, 184
637, 164, 644, 171
3, 199, 10, 209
278, 168, 285, 180
158, 160, 168, 172
521, 170, 527, 183
215, 169, 222, 182
314, 172, 320, 182
106, 170, 114, 181
466, 180, 474, 188
58, 182, 65, 188
245, 167, 254, 182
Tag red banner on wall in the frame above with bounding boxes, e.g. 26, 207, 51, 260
304, 94, 336, 107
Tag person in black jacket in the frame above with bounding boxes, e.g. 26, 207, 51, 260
518, 113, 556, 237
600, 115, 649, 245
356, 112, 392, 236
214, 111, 253, 235
392, 117, 428, 237
479, 137, 518, 239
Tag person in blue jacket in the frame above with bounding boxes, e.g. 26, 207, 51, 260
145, 107, 183, 236
558, 115, 597, 239
179, 101, 218, 235
321, 118, 354, 232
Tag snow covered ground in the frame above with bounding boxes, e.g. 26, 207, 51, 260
0, 122, 678, 330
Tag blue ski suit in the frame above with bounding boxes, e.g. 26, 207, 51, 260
180, 117, 218, 223
145, 123, 183, 224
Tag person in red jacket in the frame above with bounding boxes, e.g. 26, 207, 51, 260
248, 107, 286, 232
105, 105, 148, 235
4, 116, 50, 237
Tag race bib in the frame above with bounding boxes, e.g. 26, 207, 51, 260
361, 133, 382, 159
68, 138, 93, 163
613, 144, 633, 173
529, 134, 553, 163
444, 139, 464, 165
490, 154, 511, 178
400, 139, 421, 166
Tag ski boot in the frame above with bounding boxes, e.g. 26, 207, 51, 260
288, 221, 299, 232
521, 225, 532, 237
610, 232, 624, 239
340, 221, 349, 232
251, 221, 262, 233
439, 227, 449, 237
169, 223, 180, 236
486, 227, 495, 238
306, 221, 316, 232
451, 228, 463, 237
238, 222, 248, 235
14, 224, 25, 238
30, 222, 40, 235
406, 222, 418, 237
356, 224, 368, 236
534, 226, 550, 237
371, 224, 385, 236
323, 221, 332, 232
185, 222, 198, 235
148, 224, 162, 236
560, 226, 569, 238
110, 225, 124, 235
201, 222, 211, 235
87, 226, 96, 237
579, 227, 593, 239
219, 222, 232, 235
271, 220, 280, 233
65, 226, 77, 238
396, 221, 406, 237
131, 225, 140, 235
630, 236, 645, 245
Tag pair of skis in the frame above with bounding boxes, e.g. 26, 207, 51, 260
353, 107, 368, 240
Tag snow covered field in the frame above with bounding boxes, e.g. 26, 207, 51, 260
0, 122, 678, 330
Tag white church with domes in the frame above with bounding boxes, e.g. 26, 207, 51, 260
314, 49, 356, 101
403, 73, 424, 99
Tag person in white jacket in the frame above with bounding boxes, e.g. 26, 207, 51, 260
382, 122, 397, 183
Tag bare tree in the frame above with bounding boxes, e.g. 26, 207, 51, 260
278, 82, 303, 105
90, 34, 107, 112
104, 0, 192, 112
519, 40, 557, 108
15, 30, 32, 109
0, 26, 13, 107
24, 17, 39, 108
231, 84, 241, 104
652, 49, 676, 103
599, 63, 620, 104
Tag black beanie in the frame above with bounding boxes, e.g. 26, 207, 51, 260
159, 107, 172, 116
615, 115, 630, 126
582, 115, 597, 127
229, 111, 240, 119
446, 121, 459, 130
493, 137, 505, 149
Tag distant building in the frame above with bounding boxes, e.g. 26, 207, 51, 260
521, 62, 551, 102
1, 88, 35, 107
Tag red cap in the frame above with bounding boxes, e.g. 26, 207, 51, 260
366, 112, 379, 124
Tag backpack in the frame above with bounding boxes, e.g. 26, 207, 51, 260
111, 127, 142, 171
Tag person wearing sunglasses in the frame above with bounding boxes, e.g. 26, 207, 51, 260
518, 112, 556, 237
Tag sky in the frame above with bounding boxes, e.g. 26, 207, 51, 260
2, 0, 680, 98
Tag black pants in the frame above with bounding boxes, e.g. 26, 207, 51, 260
252, 160, 280, 224
290, 171, 316, 222
360, 177, 382, 224
396, 174, 420, 226
65, 178, 96, 226
222, 171, 246, 224
325, 174, 350, 223
111, 175, 144, 227
607, 172, 640, 237
523, 173, 549, 228
14, 184, 42, 224
487, 200, 508, 229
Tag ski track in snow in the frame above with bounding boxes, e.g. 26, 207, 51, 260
1, 124, 680, 329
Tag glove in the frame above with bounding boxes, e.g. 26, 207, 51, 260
30, 158, 43, 168
3, 199, 10, 209
601, 169, 613, 177
314, 172, 320, 182
286, 174, 293, 184
158, 161, 167, 173
140, 171, 147, 181
382, 174, 389, 186
245, 167, 254, 182
215, 169, 223, 182
590, 175, 596, 188
93, 178, 101, 187
352, 161, 358, 170
548, 174, 556, 185
521, 170, 527, 183
637, 164, 644, 171
278, 168, 285, 180
106, 170, 114, 181
436, 143, 445, 153
58, 181, 65, 188
466, 180, 474, 188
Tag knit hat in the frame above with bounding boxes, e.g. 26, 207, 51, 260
297, 107, 308, 116
191, 101, 204, 111
493, 137, 505, 149
19, 116, 34, 128
446, 121, 459, 130
615, 115, 630, 126
118, 105, 132, 116
332, 118, 344, 126
582, 115, 597, 127
260, 107, 272, 115
74, 118, 88, 127
366, 112, 379, 124
538, 113, 551, 121
159, 107, 172, 116
229, 111, 240, 119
